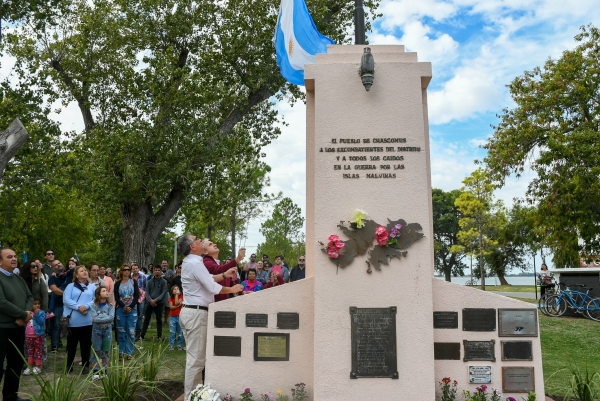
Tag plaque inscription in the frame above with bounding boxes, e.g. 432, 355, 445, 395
468, 365, 492, 384
502, 367, 535, 393
434, 343, 460, 360
254, 332, 290, 361
501, 341, 533, 361
246, 313, 268, 328
498, 309, 538, 337
214, 311, 236, 328
214, 336, 241, 357
433, 311, 459, 329
277, 313, 300, 330
463, 340, 496, 362
463, 308, 496, 331
350, 307, 398, 379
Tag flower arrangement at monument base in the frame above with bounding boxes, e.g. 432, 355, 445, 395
437, 378, 536, 401
188, 383, 223, 401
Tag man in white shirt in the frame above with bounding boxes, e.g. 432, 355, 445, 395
178, 234, 242, 399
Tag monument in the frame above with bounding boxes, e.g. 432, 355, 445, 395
205, 45, 544, 400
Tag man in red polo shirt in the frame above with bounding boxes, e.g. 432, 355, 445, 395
202, 240, 245, 302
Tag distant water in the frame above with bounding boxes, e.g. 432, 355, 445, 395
434, 276, 536, 286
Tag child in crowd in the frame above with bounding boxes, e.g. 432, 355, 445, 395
168, 285, 185, 351
24, 299, 46, 375
90, 286, 114, 378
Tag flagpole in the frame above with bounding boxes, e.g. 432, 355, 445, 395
354, 0, 365, 44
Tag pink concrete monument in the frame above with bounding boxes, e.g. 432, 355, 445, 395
205, 45, 544, 400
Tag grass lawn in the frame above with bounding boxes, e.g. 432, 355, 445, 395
484, 285, 537, 293
16, 322, 186, 400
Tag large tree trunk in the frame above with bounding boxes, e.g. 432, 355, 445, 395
120, 188, 184, 267
497, 272, 509, 286
479, 229, 485, 291
230, 206, 237, 259
0, 118, 29, 183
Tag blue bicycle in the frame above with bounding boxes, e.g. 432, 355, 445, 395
544, 282, 600, 321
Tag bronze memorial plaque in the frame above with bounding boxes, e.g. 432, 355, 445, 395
434, 343, 460, 360
502, 367, 535, 393
214, 311, 236, 328
498, 309, 538, 337
433, 312, 459, 329
254, 332, 290, 361
349, 307, 398, 379
463, 340, 496, 362
246, 313, 268, 328
501, 341, 533, 361
463, 308, 496, 331
277, 313, 299, 330
213, 336, 242, 357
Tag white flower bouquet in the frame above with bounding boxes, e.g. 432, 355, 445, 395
188, 383, 222, 401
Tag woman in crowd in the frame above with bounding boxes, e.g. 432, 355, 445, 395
255, 261, 269, 285
264, 270, 285, 289
241, 269, 263, 293
63, 266, 96, 374
98, 265, 114, 304
114, 264, 139, 360
88, 263, 105, 288
20, 261, 49, 312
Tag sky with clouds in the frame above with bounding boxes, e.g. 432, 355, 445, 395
2, 1, 599, 267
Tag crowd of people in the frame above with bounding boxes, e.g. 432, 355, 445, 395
0, 242, 307, 401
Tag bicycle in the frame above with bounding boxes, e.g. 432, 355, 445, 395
537, 275, 560, 316
544, 282, 600, 321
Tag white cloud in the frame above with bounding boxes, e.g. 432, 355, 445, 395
379, 0, 457, 28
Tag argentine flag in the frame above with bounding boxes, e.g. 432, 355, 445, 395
274, 0, 334, 85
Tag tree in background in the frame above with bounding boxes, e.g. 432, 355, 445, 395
257, 197, 305, 267
3, 0, 380, 266
454, 168, 503, 290
432, 188, 467, 282
483, 25, 600, 267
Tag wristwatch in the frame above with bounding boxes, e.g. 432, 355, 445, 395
222, 273, 226, 279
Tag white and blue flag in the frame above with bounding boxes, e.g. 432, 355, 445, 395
274, 0, 334, 85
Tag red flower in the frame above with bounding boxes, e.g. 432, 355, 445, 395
375, 225, 388, 246
327, 234, 341, 247
334, 240, 345, 249
328, 247, 340, 259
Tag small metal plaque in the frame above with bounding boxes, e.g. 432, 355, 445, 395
468, 365, 492, 384
214, 336, 241, 357
246, 313, 268, 328
499, 309, 538, 337
349, 307, 398, 379
434, 343, 460, 360
433, 311, 458, 329
501, 341, 533, 361
254, 332, 290, 361
214, 311, 236, 328
463, 308, 496, 331
277, 313, 299, 329
502, 367, 535, 393
463, 340, 496, 362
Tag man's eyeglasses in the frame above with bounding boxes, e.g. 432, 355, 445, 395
299, 259, 305, 261
46, 252, 54, 256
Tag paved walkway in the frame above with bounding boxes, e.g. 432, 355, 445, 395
490, 291, 538, 299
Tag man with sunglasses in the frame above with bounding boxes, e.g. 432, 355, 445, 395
290, 255, 306, 282
41, 249, 55, 277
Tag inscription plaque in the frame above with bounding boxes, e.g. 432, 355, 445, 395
277, 313, 299, 330
501, 341, 533, 361
349, 307, 398, 379
214, 311, 236, 328
254, 332, 290, 361
468, 365, 492, 384
434, 343, 460, 360
463, 308, 496, 331
463, 340, 496, 362
499, 309, 538, 337
433, 311, 459, 329
214, 336, 241, 357
502, 367, 535, 393
246, 313, 268, 328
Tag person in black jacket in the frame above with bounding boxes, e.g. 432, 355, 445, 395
113, 264, 139, 359
140, 265, 168, 341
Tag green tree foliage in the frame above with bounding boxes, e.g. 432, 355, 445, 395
257, 197, 305, 266
3, 0, 380, 266
483, 25, 600, 266
432, 188, 467, 282
453, 168, 503, 290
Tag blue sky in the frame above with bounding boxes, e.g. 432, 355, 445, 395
2, 1, 600, 266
